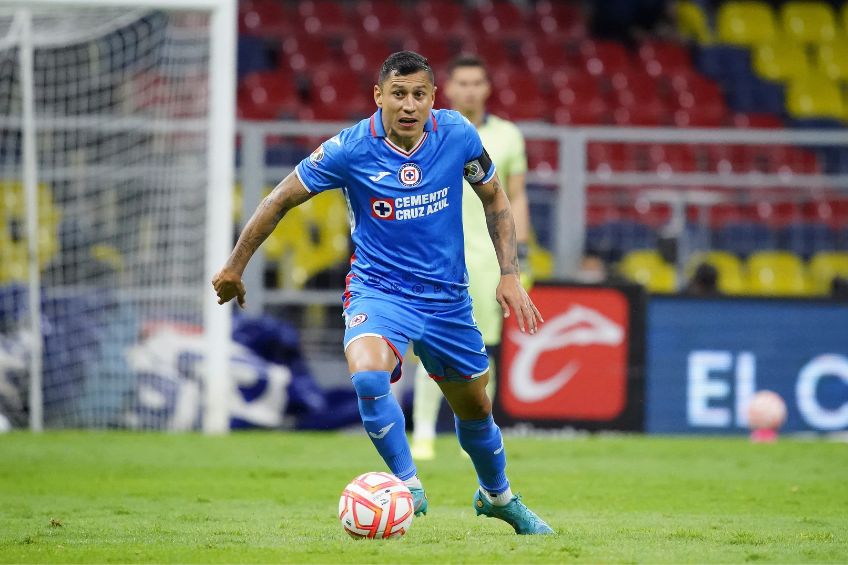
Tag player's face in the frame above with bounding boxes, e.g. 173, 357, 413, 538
375, 70, 436, 139
445, 66, 490, 115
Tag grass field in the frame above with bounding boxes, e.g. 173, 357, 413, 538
0, 432, 846, 564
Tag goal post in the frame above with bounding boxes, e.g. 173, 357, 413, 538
0, 0, 235, 433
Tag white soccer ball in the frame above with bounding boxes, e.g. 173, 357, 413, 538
747, 390, 787, 430
338, 471, 414, 539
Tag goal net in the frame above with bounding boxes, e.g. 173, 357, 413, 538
0, 2, 234, 431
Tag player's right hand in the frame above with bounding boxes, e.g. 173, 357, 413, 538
212, 268, 246, 309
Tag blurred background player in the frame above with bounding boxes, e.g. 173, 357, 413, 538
411, 55, 531, 461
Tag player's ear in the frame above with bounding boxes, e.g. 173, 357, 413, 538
374, 84, 382, 108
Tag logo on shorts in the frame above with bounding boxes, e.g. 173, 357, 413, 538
398, 163, 422, 187
370, 198, 394, 220
309, 144, 324, 164
348, 313, 368, 327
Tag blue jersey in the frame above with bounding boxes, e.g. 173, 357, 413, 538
295, 108, 496, 305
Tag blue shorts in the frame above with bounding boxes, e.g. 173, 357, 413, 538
342, 291, 490, 383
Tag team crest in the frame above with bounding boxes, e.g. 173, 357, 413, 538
370, 197, 394, 220
398, 163, 422, 187
348, 313, 368, 327
309, 144, 325, 164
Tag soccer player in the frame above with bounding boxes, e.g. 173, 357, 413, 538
411, 54, 531, 461
212, 52, 553, 535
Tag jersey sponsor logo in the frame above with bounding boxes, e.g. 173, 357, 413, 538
370, 198, 395, 220
369, 171, 391, 182
309, 144, 325, 164
398, 163, 422, 187
348, 313, 368, 327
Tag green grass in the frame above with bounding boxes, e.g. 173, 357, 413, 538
0, 432, 846, 563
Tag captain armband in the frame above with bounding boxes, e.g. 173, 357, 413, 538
463, 148, 494, 184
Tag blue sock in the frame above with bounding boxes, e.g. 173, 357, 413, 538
351, 371, 416, 481
455, 414, 510, 495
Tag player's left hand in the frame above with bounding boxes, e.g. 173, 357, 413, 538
212, 268, 246, 309
496, 274, 543, 334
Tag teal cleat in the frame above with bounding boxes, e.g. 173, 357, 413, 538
473, 490, 554, 535
410, 486, 428, 516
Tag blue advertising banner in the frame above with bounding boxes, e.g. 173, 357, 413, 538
647, 298, 848, 434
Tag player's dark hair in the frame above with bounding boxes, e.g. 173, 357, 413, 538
378, 51, 434, 85
447, 54, 489, 79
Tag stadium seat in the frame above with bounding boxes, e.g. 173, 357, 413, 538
525, 140, 558, 172
786, 74, 846, 120
281, 34, 335, 72
730, 112, 783, 128
553, 99, 609, 125
238, 0, 292, 37
237, 36, 274, 80
587, 143, 638, 173
686, 251, 747, 294
746, 250, 810, 295
779, 222, 839, 259
815, 38, 848, 81
638, 40, 693, 77
618, 250, 677, 294
752, 41, 810, 82
343, 35, 393, 72
645, 144, 698, 172
588, 220, 657, 263
415, 0, 469, 37
237, 71, 300, 120
471, 1, 528, 38
522, 37, 572, 73
808, 251, 848, 295
696, 46, 752, 82
673, 106, 726, 128
762, 146, 821, 175
297, 0, 352, 37
717, 1, 778, 46
844, 3, 848, 37
579, 40, 631, 77
531, 1, 586, 40
676, 0, 712, 43
462, 38, 513, 69
304, 87, 372, 121
780, 1, 837, 44
714, 222, 778, 257
352, 0, 412, 38
724, 75, 785, 115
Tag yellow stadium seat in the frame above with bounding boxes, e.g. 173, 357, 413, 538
746, 251, 809, 296
0, 180, 60, 284
265, 191, 350, 288
752, 40, 810, 81
686, 251, 747, 294
717, 1, 777, 45
786, 74, 846, 120
781, 1, 837, 43
677, 0, 712, 43
843, 3, 848, 37
618, 250, 678, 294
808, 251, 848, 295
816, 38, 848, 81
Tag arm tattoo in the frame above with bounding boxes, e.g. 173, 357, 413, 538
485, 207, 519, 276
224, 182, 293, 274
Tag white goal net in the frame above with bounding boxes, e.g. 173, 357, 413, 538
0, 2, 234, 431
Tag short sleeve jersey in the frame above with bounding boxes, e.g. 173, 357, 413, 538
295, 108, 496, 304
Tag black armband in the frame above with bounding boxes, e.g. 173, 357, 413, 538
463, 148, 494, 184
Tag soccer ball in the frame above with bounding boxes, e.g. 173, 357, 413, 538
747, 390, 787, 430
338, 471, 414, 539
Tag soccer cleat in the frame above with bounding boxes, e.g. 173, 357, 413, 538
410, 486, 428, 516
411, 438, 435, 461
473, 490, 554, 535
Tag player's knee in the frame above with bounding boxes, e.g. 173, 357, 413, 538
346, 338, 396, 374
351, 370, 391, 400
453, 395, 492, 420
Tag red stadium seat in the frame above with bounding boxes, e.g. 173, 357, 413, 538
352, 0, 412, 37
311, 64, 366, 93
343, 35, 393, 72
762, 146, 821, 174
462, 38, 513, 69
609, 69, 661, 98
588, 142, 638, 172
521, 37, 573, 73
400, 35, 455, 68
706, 145, 758, 173
525, 140, 559, 171
553, 100, 609, 125
490, 67, 545, 97
645, 144, 698, 172
613, 105, 666, 126
415, 0, 469, 37
297, 0, 352, 36
238, 0, 293, 37
490, 89, 549, 121
281, 34, 335, 72
638, 40, 693, 77
531, 0, 586, 40
305, 88, 372, 121
580, 40, 632, 77
731, 113, 784, 128
471, 1, 528, 37
238, 71, 300, 120
673, 106, 726, 127
550, 69, 602, 97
